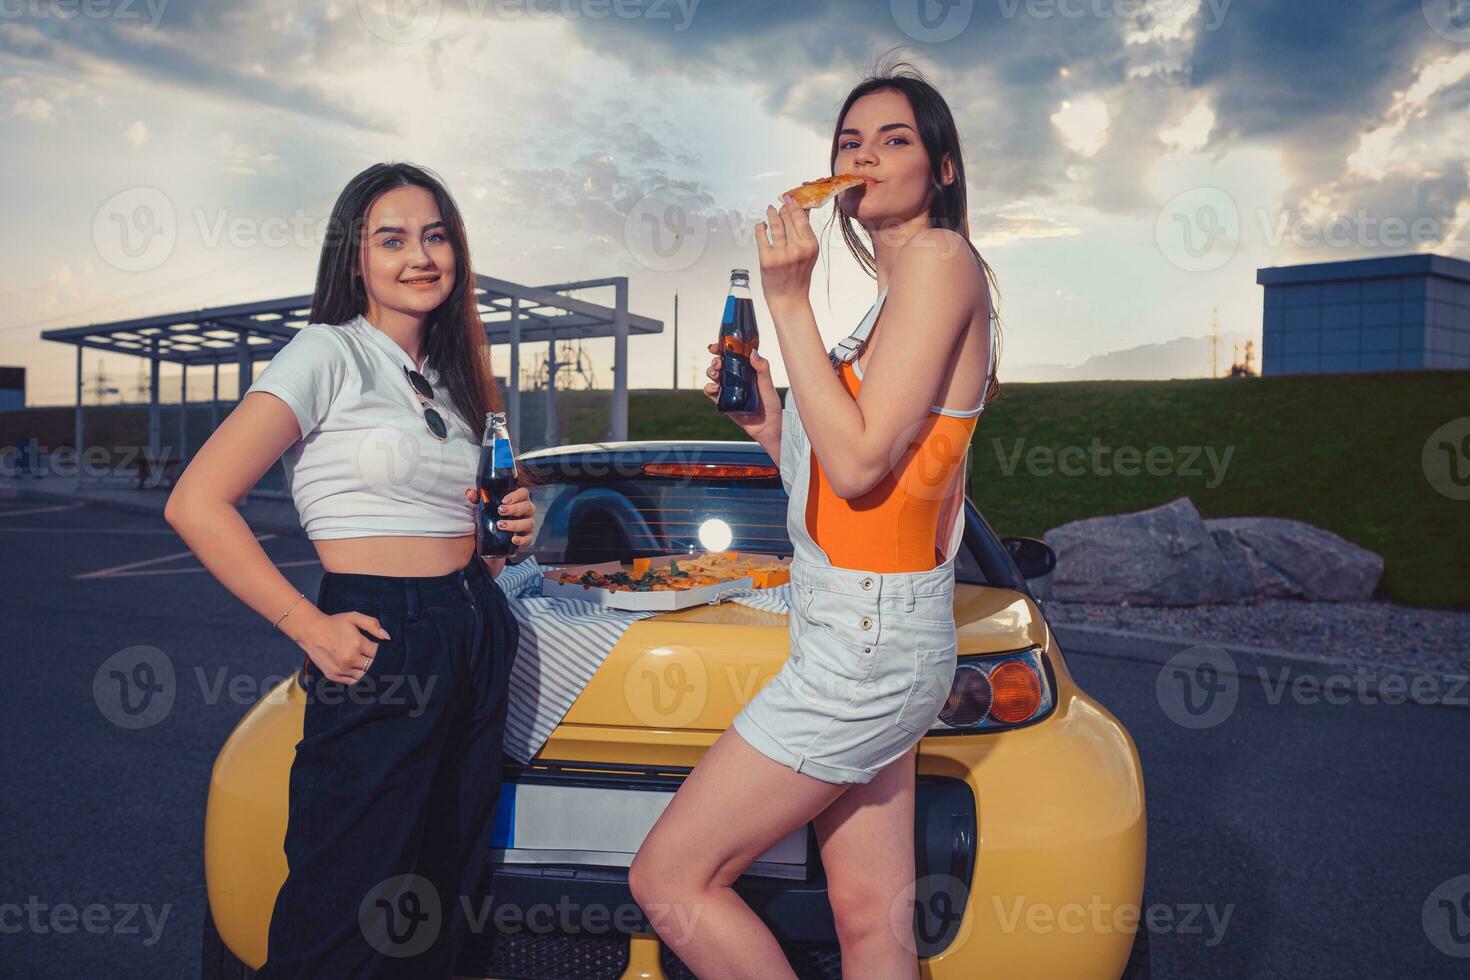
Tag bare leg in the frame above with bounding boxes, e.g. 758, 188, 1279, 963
628, 726, 851, 980
811, 745, 921, 980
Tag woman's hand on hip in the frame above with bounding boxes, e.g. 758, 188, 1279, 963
755, 197, 819, 310
296, 611, 387, 685
464, 485, 536, 548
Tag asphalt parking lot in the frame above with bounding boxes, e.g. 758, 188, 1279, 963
3, 495, 1468, 979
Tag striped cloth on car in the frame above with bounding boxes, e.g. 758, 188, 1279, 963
494, 558, 791, 763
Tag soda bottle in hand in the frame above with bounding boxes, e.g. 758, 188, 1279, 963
475, 411, 519, 558
716, 268, 761, 416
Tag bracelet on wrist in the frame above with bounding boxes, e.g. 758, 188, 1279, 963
273, 592, 306, 630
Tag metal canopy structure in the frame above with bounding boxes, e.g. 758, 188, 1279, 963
40, 274, 662, 489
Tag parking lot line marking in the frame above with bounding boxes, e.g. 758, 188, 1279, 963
75, 534, 283, 579
0, 502, 88, 518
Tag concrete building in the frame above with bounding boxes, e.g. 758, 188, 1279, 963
1257, 253, 1470, 374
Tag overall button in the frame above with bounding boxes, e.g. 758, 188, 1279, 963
859, 616, 874, 631
859, 577, 874, 591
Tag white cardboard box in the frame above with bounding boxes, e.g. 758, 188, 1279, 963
540, 553, 789, 611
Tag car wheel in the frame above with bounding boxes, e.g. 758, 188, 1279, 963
1119, 904, 1152, 980
201, 897, 256, 980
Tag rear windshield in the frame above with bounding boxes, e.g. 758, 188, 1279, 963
525, 478, 792, 564
522, 475, 991, 585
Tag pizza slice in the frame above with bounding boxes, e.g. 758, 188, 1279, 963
782, 173, 872, 209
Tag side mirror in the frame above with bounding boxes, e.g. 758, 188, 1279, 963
1001, 537, 1056, 580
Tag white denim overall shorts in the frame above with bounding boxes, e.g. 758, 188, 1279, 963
730, 342, 964, 784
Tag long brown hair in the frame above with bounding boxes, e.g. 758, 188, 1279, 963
826, 53, 1003, 405
311, 162, 504, 444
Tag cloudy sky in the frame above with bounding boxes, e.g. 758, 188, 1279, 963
4, 0, 1470, 406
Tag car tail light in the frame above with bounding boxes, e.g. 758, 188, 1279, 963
641, 462, 780, 480
988, 661, 1044, 723
933, 648, 1054, 734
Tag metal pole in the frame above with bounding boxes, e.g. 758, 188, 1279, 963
74, 345, 83, 491
612, 278, 629, 441
508, 297, 521, 449
236, 330, 252, 402
545, 331, 558, 448
149, 338, 161, 476
178, 360, 187, 462
211, 360, 219, 430
672, 290, 679, 390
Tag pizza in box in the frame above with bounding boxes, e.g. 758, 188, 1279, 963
547, 551, 791, 593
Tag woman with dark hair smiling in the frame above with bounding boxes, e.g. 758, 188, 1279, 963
165, 162, 535, 978
629, 57, 1001, 978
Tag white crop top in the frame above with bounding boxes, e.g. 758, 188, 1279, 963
244, 314, 481, 540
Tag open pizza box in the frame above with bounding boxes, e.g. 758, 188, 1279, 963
540, 552, 792, 611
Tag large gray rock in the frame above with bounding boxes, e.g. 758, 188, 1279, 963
1044, 497, 1239, 606
1205, 517, 1383, 601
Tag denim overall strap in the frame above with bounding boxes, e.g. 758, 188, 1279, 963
828, 286, 890, 369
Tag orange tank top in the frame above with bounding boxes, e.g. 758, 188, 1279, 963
805, 358, 983, 573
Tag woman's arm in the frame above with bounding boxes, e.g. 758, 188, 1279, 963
759, 208, 985, 499
163, 392, 336, 641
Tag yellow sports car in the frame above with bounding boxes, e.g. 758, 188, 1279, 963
202, 441, 1148, 979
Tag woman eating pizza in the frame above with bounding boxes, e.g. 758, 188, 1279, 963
629, 57, 1001, 979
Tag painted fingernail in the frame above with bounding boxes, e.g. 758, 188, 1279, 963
498, 505, 508, 514
498, 520, 507, 528
783, 194, 795, 204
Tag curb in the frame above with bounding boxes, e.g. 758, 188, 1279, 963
1051, 621, 1470, 711
0, 482, 309, 539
